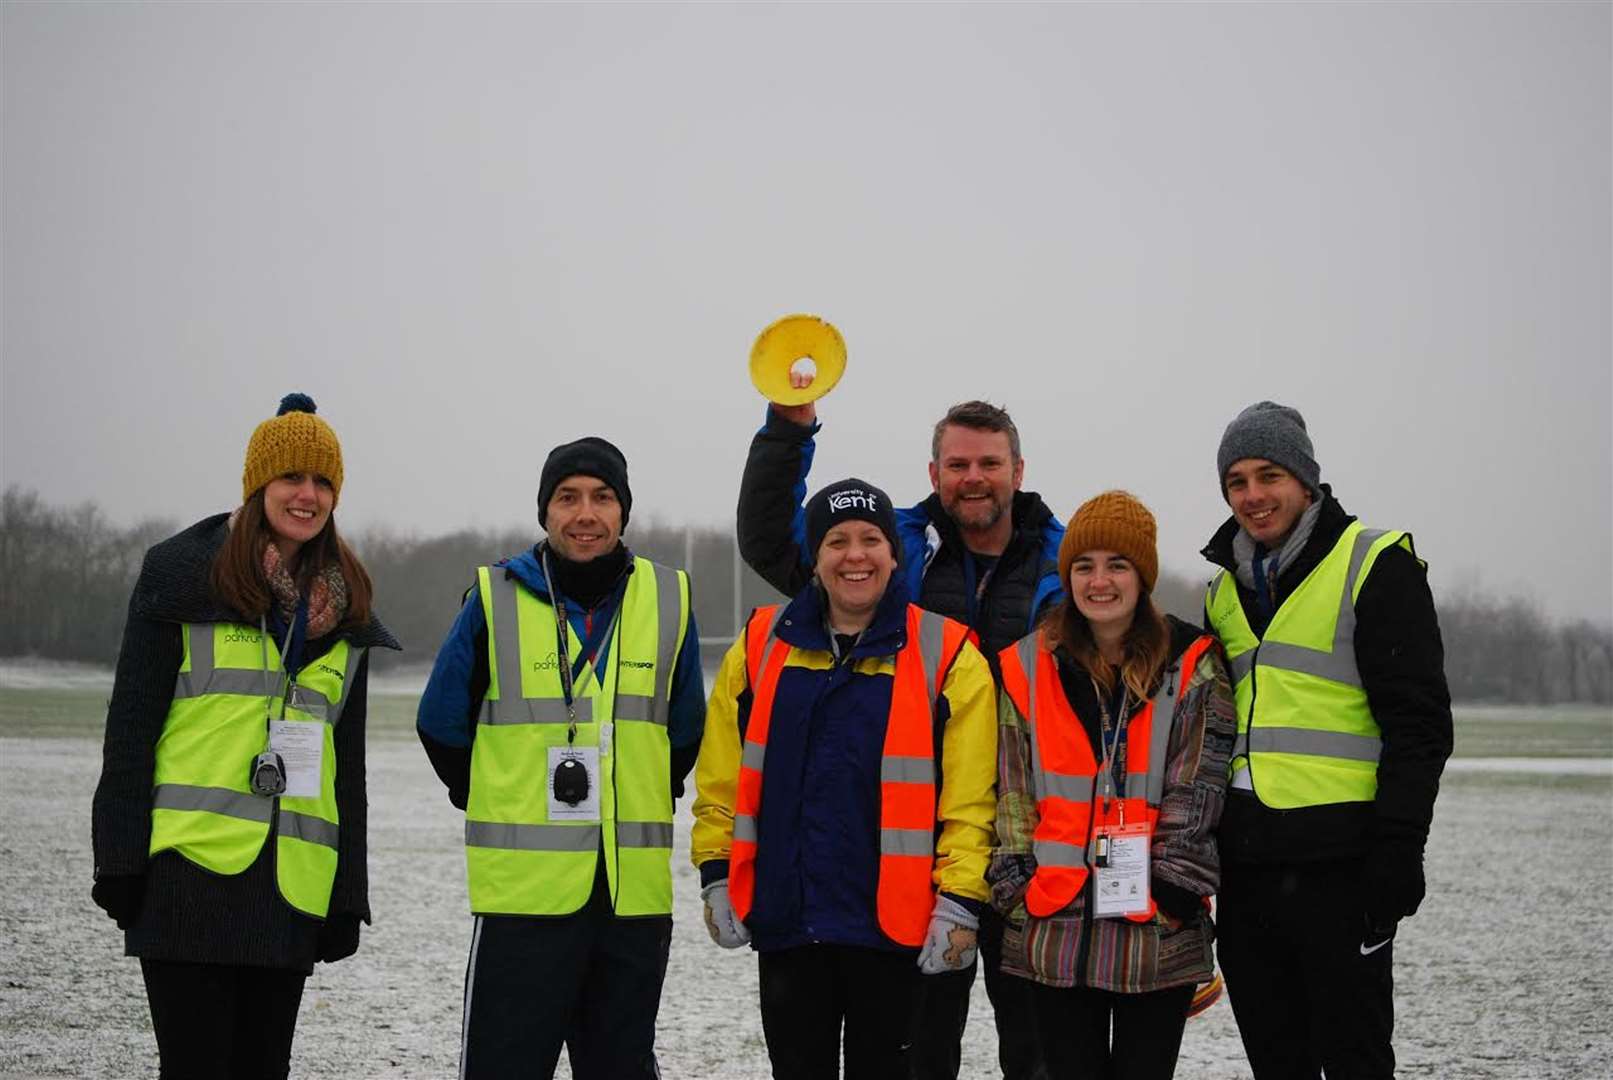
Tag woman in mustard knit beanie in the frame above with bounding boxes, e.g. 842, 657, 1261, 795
91, 393, 398, 1078
987, 490, 1236, 1079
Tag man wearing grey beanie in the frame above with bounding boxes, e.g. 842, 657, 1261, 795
1200, 401, 1453, 1079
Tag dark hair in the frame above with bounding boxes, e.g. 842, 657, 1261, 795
210, 488, 373, 628
1039, 591, 1170, 702
931, 400, 1021, 462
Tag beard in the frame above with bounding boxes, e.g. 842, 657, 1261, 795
943, 489, 1008, 532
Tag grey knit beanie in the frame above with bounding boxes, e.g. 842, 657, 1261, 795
1217, 401, 1321, 499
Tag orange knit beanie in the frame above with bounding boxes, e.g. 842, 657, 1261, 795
241, 393, 344, 506
1057, 490, 1159, 593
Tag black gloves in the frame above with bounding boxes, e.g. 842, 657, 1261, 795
316, 913, 362, 963
92, 874, 147, 930
1362, 846, 1426, 932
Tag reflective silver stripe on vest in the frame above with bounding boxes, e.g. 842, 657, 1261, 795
285, 684, 329, 722
484, 569, 533, 725
1229, 649, 1255, 685
1246, 727, 1382, 763
1032, 838, 1086, 868
737, 605, 791, 792
152, 783, 273, 823
172, 669, 270, 700
278, 809, 339, 849
1017, 637, 1046, 804
617, 821, 674, 848
1254, 528, 1389, 689
611, 694, 657, 723
465, 820, 601, 851
176, 622, 213, 700
1133, 661, 1184, 806
479, 695, 595, 726
917, 610, 947, 708
733, 813, 758, 844
1231, 733, 1249, 759
881, 827, 933, 857
648, 563, 684, 727
881, 755, 935, 784
328, 644, 362, 725
1040, 772, 1094, 802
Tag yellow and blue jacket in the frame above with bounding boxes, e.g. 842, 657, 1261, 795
692, 576, 997, 952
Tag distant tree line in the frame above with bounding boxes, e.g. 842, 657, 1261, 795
3, 486, 1610, 704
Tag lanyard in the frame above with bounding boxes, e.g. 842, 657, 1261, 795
1089, 677, 1131, 824
541, 545, 624, 745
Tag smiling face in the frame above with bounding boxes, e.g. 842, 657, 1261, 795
928, 424, 1023, 543
1224, 458, 1314, 547
544, 475, 623, 562
815, 520, 897, 631
262, 472, 334, 562
1067, 549, 1142, 638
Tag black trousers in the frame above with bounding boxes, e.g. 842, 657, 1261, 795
460, 878, 672, 1080
139, 959, 307, 1080
1028, 979, 1194, 1080
758, 943, 920, 1080
1217, 860, 1395, 1080
908, 909, 1047, 1079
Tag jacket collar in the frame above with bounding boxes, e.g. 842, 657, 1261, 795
918, 488, 1054, 560
778, 573, 914, 656
495, 544, 635, 606
1200, 485, 1354, 582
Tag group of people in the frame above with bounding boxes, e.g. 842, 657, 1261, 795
91, 387, 1453, 1080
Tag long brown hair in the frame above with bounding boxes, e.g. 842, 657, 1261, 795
210, 489, 373, 628
1039, 591, 1171, 702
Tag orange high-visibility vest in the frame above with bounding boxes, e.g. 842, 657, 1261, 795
998, 632, 1216, 922
729, 602, 971, 947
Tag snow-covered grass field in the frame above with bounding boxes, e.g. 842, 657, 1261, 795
1, 671, 1609, 1078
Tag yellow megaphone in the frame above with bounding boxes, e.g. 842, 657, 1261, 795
749, 314, 846, 406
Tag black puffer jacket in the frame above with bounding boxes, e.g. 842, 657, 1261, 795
1200, 489, 1453, 867
90, 514, 400, 972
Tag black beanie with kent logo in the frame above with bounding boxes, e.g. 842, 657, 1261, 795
805, 478, 900, 564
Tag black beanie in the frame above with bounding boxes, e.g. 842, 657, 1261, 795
805, 478, 900, 565
538, 437, 632, 529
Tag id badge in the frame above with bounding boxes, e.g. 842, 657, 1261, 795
547, 745, 601, 821
267, 719, 324, 799
1092, 821, 1151, 918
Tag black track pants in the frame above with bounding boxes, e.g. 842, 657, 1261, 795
459, 883, 672, 1080
1027, 980, 1194, 1080
1217, 860, 1396, 1080
908, 909, 1047, 1079
758, 943, 920, 1080
139, 959, 307, 1080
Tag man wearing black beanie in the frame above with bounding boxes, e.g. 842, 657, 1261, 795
417, 434, 705, 1080
1202, 401, 1452, 1080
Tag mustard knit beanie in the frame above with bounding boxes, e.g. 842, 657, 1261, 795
1057, 490, 1159, 594
241, 393, 344, 506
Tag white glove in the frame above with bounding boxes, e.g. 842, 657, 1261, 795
701, 880, 750, 949
916, 894, 979, 975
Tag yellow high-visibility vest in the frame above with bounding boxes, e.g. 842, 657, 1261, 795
1206, 522, 1414, 809
465, 557, 690, 916
149, 622, 358, 918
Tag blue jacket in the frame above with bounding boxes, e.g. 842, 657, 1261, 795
416, 546, 705, 804
692, 574, 1000, 954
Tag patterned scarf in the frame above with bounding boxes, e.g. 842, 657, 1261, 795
261, 541, 349, 639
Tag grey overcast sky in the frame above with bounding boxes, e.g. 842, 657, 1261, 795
3, 2, 1609, 624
